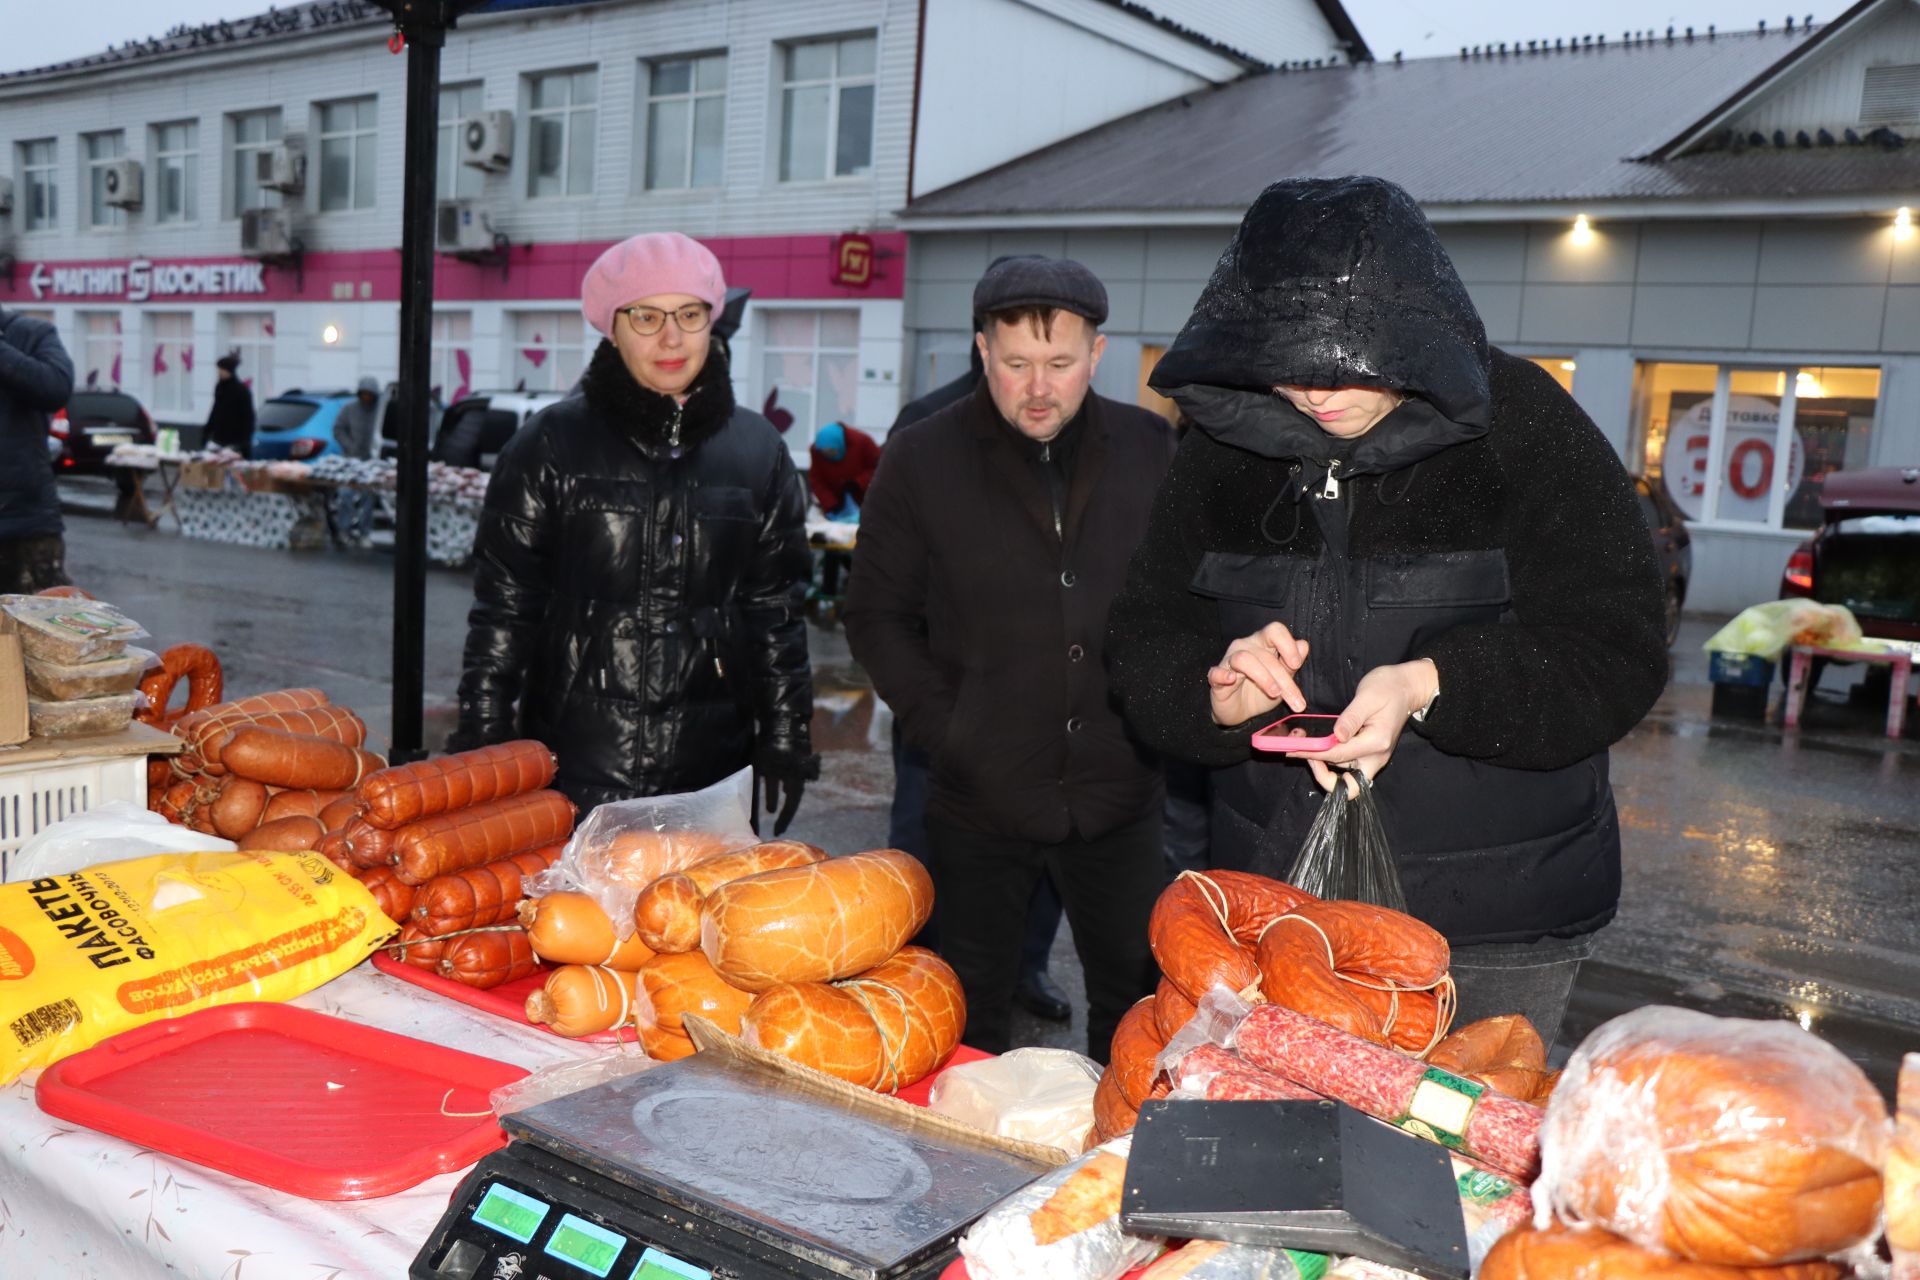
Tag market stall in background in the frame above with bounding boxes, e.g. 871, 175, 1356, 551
0, 585, 1917, 1280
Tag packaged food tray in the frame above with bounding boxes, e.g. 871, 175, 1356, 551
24, 646, 158, 701
28, 692, 141, 739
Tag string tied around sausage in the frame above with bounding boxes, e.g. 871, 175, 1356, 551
1175, 869, 1272, 1004
834, 977, 911, 1094
1259, 912, 1457, 1058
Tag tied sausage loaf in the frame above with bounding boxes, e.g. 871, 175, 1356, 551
238, 814, 326, 852
172, 688, 329, 753
390, 789, 577, 886
195, 705, 367, 775
439, 928, 538, 989
1110, 998, 1169, 1110
262, 788, 353, 825
1150, 870, 1315, 1005
740, 946, 965, 1092
521, 891, 657, 969
359, 866, 417, 924
1256, 901, 1454, 1056
633, 840, 828, 953
1429, 1015, 1552, 1105
338, 818, 399, 870
1153, 976, 1198, 1043
392, 923, 448, 970
699, 849, 934, 992
222, 725, 383, 791
634, 951, 754, 1061
1481, 1225, 1844, 1280
413, 846, 563, 937
210, 777, 271, 840
318, 795, 362, 832
1235, 1001, 1544, 1180
526, 965, 642, 1038
357, 740, 558, 830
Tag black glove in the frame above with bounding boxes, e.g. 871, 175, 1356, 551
752, 748, 821, 838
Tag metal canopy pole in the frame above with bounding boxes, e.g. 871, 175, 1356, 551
371, 0, 488, 763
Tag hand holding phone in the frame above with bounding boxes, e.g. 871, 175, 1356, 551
1251, 712, 1342, 754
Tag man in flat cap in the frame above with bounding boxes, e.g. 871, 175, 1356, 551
846, 257, 1175, 1061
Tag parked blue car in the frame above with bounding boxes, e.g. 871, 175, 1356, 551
251, 390, 356, 460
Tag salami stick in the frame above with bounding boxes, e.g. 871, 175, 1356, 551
1234, 1001, 1544, 1180
440, 928, 539, 989
1179, 1043, 1321, 1102
412, 846, 563, 936
358, 740, 558, 830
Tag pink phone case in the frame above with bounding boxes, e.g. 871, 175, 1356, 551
1251, 713, 1341, 754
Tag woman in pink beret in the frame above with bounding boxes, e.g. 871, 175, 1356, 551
451, 232, 818, 832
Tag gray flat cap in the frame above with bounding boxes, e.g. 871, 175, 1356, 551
973, 256, 1108, 327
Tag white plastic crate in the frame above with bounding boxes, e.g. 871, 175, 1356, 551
0, 754, 151, 882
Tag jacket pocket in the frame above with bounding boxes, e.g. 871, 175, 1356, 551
1190, 552, 1308, 642
691, 485, 758, 521
1365, 549, 1509, 609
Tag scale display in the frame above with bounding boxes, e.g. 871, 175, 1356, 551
472, 1182, 548, 1244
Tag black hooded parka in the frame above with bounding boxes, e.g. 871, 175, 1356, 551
452, 340, 814, 810
1106, 177, 1668, 945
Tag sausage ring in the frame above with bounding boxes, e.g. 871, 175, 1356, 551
1149, 869, 1316, 1005
35, 585, 95, 599
1255, 899, 1457, 1057
137, 644, 225, 727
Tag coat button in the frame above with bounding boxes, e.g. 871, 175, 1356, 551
664, 621, 679, 634
1060, 570, 1077, 587
1068, 644, 1085, 661
1066, 716, 1084, 733
672, 533, 684, 548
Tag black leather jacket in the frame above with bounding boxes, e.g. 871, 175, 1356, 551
452, 341, 814, 809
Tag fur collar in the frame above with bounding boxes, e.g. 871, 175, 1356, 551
579, 338, 737, 460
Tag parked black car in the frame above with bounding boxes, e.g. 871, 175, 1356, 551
1781, 466, 1920, 645
50, 389, 156, 474
1638, 476, 1692, 647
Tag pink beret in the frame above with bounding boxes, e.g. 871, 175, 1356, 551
581, 232, 726, 337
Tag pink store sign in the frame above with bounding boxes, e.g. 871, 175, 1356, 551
5, 233, 906, 306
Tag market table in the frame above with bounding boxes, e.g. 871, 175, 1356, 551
106, 453, 187, 531
1783, 641, 1918, 737
0, 962, 601, 1280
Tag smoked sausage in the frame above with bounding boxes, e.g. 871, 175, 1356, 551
238, 814, 326, 852
392, 923, 447, 970
412, 846, 563, 937
1150, 870, 1315, 1005
390, 789, 576, 886
633, 840, 827, 953
1109, 998, 1169, 1109
261, 788, 353, 824
439, 928, 538, 989
520, 891, 656, 969
359, 866, 417, 924
357, 740, 558, 829
1481, 1225, 1844, 1280
740, 946, 965, 1091
340, 817, 400, 870
699, 849, 934, 991
318, 794, 362, 832
210, 776, 271, 840
136, 643, 223, 726
526, 965, 642, 1038
222, 725, 379, 791
1256, 900, 1454, 1055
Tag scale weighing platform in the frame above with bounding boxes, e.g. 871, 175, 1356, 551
410, 1054, 1051, 1280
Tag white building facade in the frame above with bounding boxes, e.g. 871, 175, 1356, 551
0, 0, 1356, 459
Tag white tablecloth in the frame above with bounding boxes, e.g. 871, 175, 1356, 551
0, 963, 602, 1279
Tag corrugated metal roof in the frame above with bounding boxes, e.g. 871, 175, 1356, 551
903, 27, 1920, 218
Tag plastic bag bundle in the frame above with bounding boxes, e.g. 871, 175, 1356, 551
531, 766, 755, 937
928, 1047, 1103, 1156
1284, 772, 1406, 913
1703, 600, 1878, 662
6, 801, 240, 883
1533, 1005, 1888, 1266
0, 850, 393, 1083
959, 1136, 1163, 1280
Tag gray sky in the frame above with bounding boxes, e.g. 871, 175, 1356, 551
4, 0, 1852, 74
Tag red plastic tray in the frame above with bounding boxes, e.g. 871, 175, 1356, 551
35, 1002, 527, 1200
372, 950, 638, 1043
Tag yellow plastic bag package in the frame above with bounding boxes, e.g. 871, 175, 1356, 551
0, 849, 396, 1084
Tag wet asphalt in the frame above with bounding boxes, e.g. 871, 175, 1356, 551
59, 480, 1920, 1092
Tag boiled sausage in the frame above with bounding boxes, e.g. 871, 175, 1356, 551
633, 840, 827, 953
740, 946, 964, 1091
700, 849, 933, 991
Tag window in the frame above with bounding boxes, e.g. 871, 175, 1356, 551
230, 109, 282, 216
317, 97, 378, 211
1631, 362, 1882, 530
152, 121, 198, 224
778, 34, 875, 181
644, 53, 726, 190
83, 132, 125, 229
432, 311, 474, 403
18, 139, 56, 231
1527, 356, 1576, 394
758, 309, 859, 451
220, 313, 275, 401
78, 312, 123, 390
437, 84, 485, 201
527, 69, 597, 197
147, 313, 194, 414
509, 311, 584, 391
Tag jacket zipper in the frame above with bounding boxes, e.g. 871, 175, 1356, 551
669, 402, 683, 449
1321, 458, 1343, 500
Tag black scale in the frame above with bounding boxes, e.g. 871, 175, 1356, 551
410, 1053, 1051, 1280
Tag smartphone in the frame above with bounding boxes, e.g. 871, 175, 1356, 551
1251, 713, 1341, 754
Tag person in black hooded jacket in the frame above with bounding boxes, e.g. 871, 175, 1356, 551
451, 232, 817, 830
1106, 177, 1667, 1046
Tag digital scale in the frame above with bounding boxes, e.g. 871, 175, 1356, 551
410, 1053, 1052, 1280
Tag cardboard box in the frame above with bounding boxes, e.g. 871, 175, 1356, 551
179, 460, 233, 491
0, 635, 29, 747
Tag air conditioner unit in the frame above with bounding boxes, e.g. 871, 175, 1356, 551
0, 176, 12, 215
241, 207, 296, 258
257, 141, 305, 193
460, 110, 513, 171
436, 199, 497, 256
103, 158, 144, 209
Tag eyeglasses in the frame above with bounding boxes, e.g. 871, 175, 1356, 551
618, 303, 712, 337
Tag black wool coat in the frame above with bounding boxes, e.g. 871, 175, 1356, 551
452, 340, 813, 810
1107, 176, 1668, 945
206, 377, 256, 458
846, 381, 1176, 843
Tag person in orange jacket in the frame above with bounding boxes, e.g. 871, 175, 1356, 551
808, 421, 880, 520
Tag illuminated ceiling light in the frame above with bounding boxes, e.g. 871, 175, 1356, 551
1897, 207, 1915, 241
322, 324, 341, 345
1795, 370, 1825, 398
1570, 213, 1594, 244
1559, 360, 1577, 371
